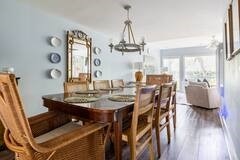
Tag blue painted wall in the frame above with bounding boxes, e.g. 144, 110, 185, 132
0, 0, 144, 116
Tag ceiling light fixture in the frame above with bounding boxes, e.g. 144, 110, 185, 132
207, 35, 220, 49
109, 5, 146, 55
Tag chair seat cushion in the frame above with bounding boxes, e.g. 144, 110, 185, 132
35, 122, 81, 143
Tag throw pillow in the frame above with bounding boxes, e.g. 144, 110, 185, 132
203, 78, 210, 87
189, 81, 208, 88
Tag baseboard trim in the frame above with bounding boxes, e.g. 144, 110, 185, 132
219, 116, 238, 160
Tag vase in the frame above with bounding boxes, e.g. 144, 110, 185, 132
135, 71, 143, 82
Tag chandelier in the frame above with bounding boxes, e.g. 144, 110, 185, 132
207, 36, 220, 49
109, 5, 146, 55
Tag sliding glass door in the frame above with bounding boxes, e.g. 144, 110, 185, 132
162, 54, 217, 92
184, 55, 216, 86
162, 57, 181, 90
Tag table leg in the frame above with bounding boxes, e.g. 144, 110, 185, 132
114, 112, 123, 160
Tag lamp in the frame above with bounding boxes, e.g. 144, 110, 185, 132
109, 5, 146, 55
133, 62, 143, 82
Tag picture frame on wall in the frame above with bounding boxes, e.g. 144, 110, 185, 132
226, 4, 234, 60
224, 23, 230, 60
232, 0, 240, 56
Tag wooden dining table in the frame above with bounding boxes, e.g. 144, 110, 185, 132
42, 87, 137, 160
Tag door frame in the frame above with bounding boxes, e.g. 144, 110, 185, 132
161, 56, 184, 92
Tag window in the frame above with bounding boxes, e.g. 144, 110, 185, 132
163, 58, 180, 90
162, 54, 217, 91
184, 55, 216, 86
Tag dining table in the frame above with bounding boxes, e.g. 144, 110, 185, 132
42, 87, 138, 160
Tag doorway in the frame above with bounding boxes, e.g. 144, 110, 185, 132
162, 54, 217, 92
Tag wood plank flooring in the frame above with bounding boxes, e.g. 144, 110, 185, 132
106, 104, 230, 160
0, 150, 14, 160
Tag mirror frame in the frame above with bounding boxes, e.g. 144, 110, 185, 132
67, 30, 92, 83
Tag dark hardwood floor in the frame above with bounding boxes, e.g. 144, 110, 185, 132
106, 104, 230, 160
0, 150, 14, 160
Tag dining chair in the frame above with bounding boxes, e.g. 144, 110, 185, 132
79, 73, 89, 82
111, 79, 124, 88
154, 83, 173, 158
146, 74, 173, 85
171, 81, 177, 129
93, 80, 110, 90
122, 85, 157, 160
64, 82, 88, 93
64, 82, 90, 123
0, 73, 111, 160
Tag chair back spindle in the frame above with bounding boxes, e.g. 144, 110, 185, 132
155, 83, 173, 122
93, 80, 110, 90
111, 79, 124, 88
64, 82, 88, 93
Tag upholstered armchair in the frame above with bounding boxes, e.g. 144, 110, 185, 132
0, 73, 110, 160
185, 82, 221, 109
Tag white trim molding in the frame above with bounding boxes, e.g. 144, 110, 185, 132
219, 116, 238, 160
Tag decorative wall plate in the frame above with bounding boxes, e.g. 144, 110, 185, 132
49, 53, 61, 63
94, 47, 101, 55
94, 58, 101, 66
94, 70, 102, 78
50, 36, 61, 47
49, 69, 62, 79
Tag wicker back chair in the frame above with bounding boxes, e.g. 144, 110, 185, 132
93, 80, 110, 90
154, 83, 173, 158
64, 82, 88, 93
146, 74, 172, 85
171, 81, 177, 129
0, 73, 110, 160
111, 79, 124, 88
122, 85, 157, 160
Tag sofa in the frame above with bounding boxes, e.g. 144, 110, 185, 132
185, 81, 221, 109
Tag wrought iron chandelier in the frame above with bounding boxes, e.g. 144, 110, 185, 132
109, 5, 146, 55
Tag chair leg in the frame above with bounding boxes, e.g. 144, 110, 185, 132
155, 125, 161, 158
148, 138, 154, 160
129, 138, 137, 160
166, 116, 171, 144
173, 107, 176, 129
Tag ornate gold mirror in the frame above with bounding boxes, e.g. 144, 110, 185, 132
67, 30, 92, 82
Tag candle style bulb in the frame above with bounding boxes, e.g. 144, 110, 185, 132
109, 38, 113, 44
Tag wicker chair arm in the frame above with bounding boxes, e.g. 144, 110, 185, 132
4, 129, 25, 153
29, 122, 110, 153
28, 111, 71, 137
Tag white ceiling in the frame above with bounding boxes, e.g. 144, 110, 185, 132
20, 0, 226, 43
